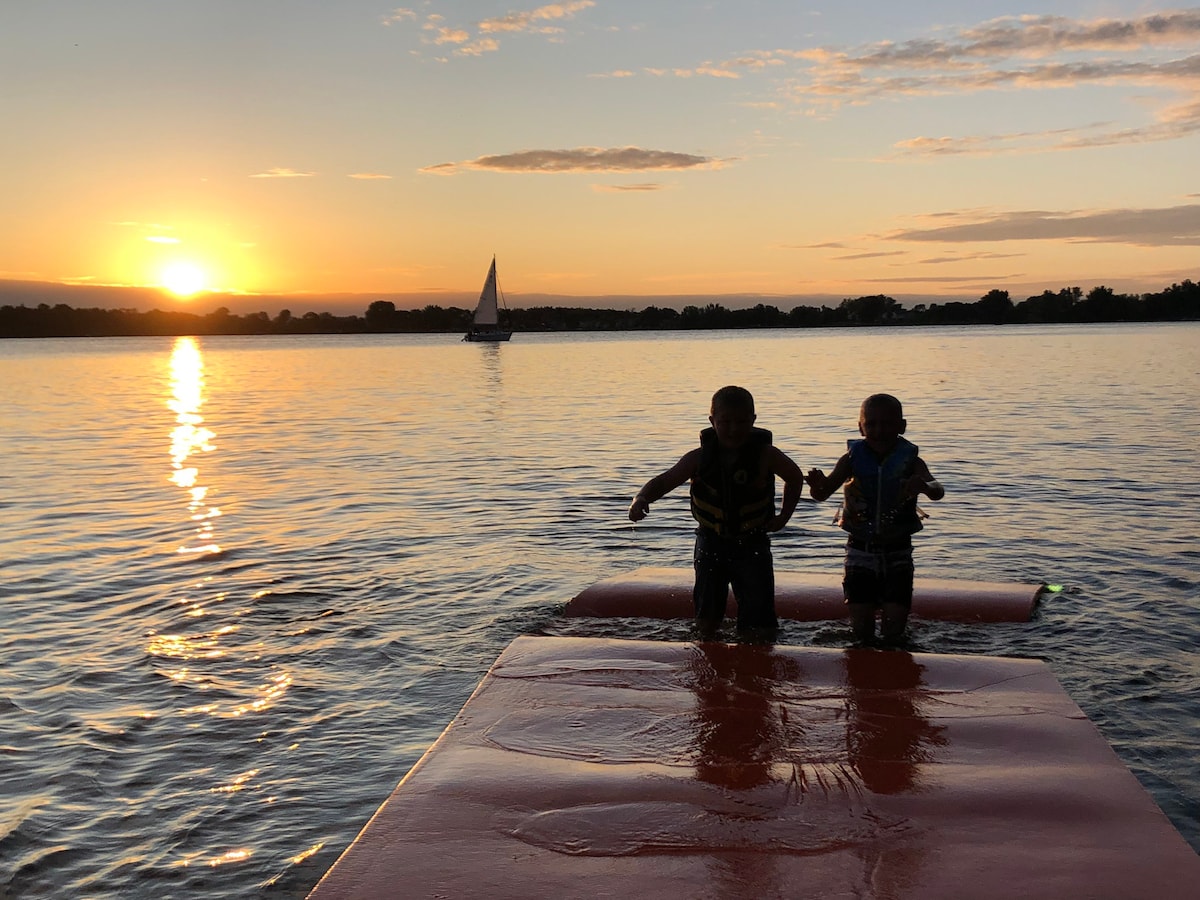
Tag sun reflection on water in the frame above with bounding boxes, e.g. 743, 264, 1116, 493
207, 849, 252, 867
168, 337, 221, 555
155, 339, 297, 725
212, 769, 261, 794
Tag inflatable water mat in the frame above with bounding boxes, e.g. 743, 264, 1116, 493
308, 636, 1198, 899
565, 566, 1043, 623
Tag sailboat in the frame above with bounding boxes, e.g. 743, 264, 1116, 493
463, 256, 513, 342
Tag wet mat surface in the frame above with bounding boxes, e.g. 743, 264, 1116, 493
309, 636, 1199, 899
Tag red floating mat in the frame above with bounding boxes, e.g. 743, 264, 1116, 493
308, 636, 1198, 900
565, 566, 1042, 623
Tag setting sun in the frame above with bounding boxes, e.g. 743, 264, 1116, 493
161, 262, 208, 298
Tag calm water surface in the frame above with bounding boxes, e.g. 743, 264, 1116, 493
1, 324, 1198, 897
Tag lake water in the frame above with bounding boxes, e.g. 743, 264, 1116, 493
1, 324, 1197, 897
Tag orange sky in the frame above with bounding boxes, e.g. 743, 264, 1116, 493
1, 2, 1196, 313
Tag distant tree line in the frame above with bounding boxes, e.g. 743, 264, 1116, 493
1, 280, 1196, 338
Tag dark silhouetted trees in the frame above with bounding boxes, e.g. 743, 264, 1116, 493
1, 278, 1196, 337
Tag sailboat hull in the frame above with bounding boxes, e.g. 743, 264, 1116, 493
463, 330, 512, 342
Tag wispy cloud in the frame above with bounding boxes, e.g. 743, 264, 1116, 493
251, 168, 316, 178
885, 203, 1200, 247
388, 1, 594, 58
382, 8, 417, 26
634, 11, 1200, 154
348, 173, 393, 180
655, 52, 795, 80
796, 241, 847, 249
592, 182, 667, 192
429, 25, 470, 46
479, 1, 594, 34
890, 121, 1112, 158
833, 250, 908, 261
860, 273, 1026, 285
917, 251, 1024, 264
787, 11, 1200, 99
421, 147, 725, 175
785, 11, 1200, 153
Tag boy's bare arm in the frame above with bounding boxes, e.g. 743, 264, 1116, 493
904, 457, 944, 500
807, 454, 850, 502
628, 449, 701, 521
767, 447, 804, 531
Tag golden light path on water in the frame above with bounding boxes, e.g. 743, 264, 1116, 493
168, 336, 221, 557
147, 338, 302, 876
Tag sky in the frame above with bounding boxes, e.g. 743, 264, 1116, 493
2, 0, 1198, 314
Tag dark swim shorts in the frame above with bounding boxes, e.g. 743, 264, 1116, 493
842, 538, 914, 609
693, 528, 777, 630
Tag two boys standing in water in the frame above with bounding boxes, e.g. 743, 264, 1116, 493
628, 387, 943, 645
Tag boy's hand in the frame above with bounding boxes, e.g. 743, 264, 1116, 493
767, 513, 788, 532
805, 468, 827, 497
628, 494, 650, 522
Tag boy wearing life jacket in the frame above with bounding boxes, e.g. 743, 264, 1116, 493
806, 393, 944, 645
627, 386, 805, 636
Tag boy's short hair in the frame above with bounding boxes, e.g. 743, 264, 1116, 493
711, 385, 755, 415
860, 393, 903, 419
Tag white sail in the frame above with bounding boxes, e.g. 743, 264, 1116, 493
473, 258, 500, 327
463, 256, 513, 341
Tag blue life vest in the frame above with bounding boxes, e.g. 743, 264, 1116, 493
689, 427, 774, 536
837, 437, 923, 542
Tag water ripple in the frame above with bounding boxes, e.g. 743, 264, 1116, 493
0, 327, 1198, 897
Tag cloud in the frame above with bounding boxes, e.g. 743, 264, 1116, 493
456, 37, 500, 56
860, 273, 1027, 284
348, 173, 393, 180
833, 250, 908, 261
885, 203, 1200, 247
429, 25, 470, 45
479, 1, 594, 34
938, 11, 1200, 58
393, 1, 593, 58
781, 240, 847, 249
382, 8, 417, 26
796, 11, 1200, 85
653, 63, 746, 79
421, 147, 724, 174
251, 168, 315, 178
789, 47, 1200, 109
890, 121, 1114, 158
683, 11, 1200, 154
917, 251, 1024, 264
591, 182, 666, 192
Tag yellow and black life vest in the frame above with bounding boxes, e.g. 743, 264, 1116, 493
689, 427, 774, 536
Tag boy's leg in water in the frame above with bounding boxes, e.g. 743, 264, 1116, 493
844, 565, 880, 644
730, 535, 777, 634
880, 603, 909, 642
879, 552, 915, 644
847, 602, 877, 643
693, 531, 731, 637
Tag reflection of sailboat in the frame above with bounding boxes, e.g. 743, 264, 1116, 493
463, 256, 513, 342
